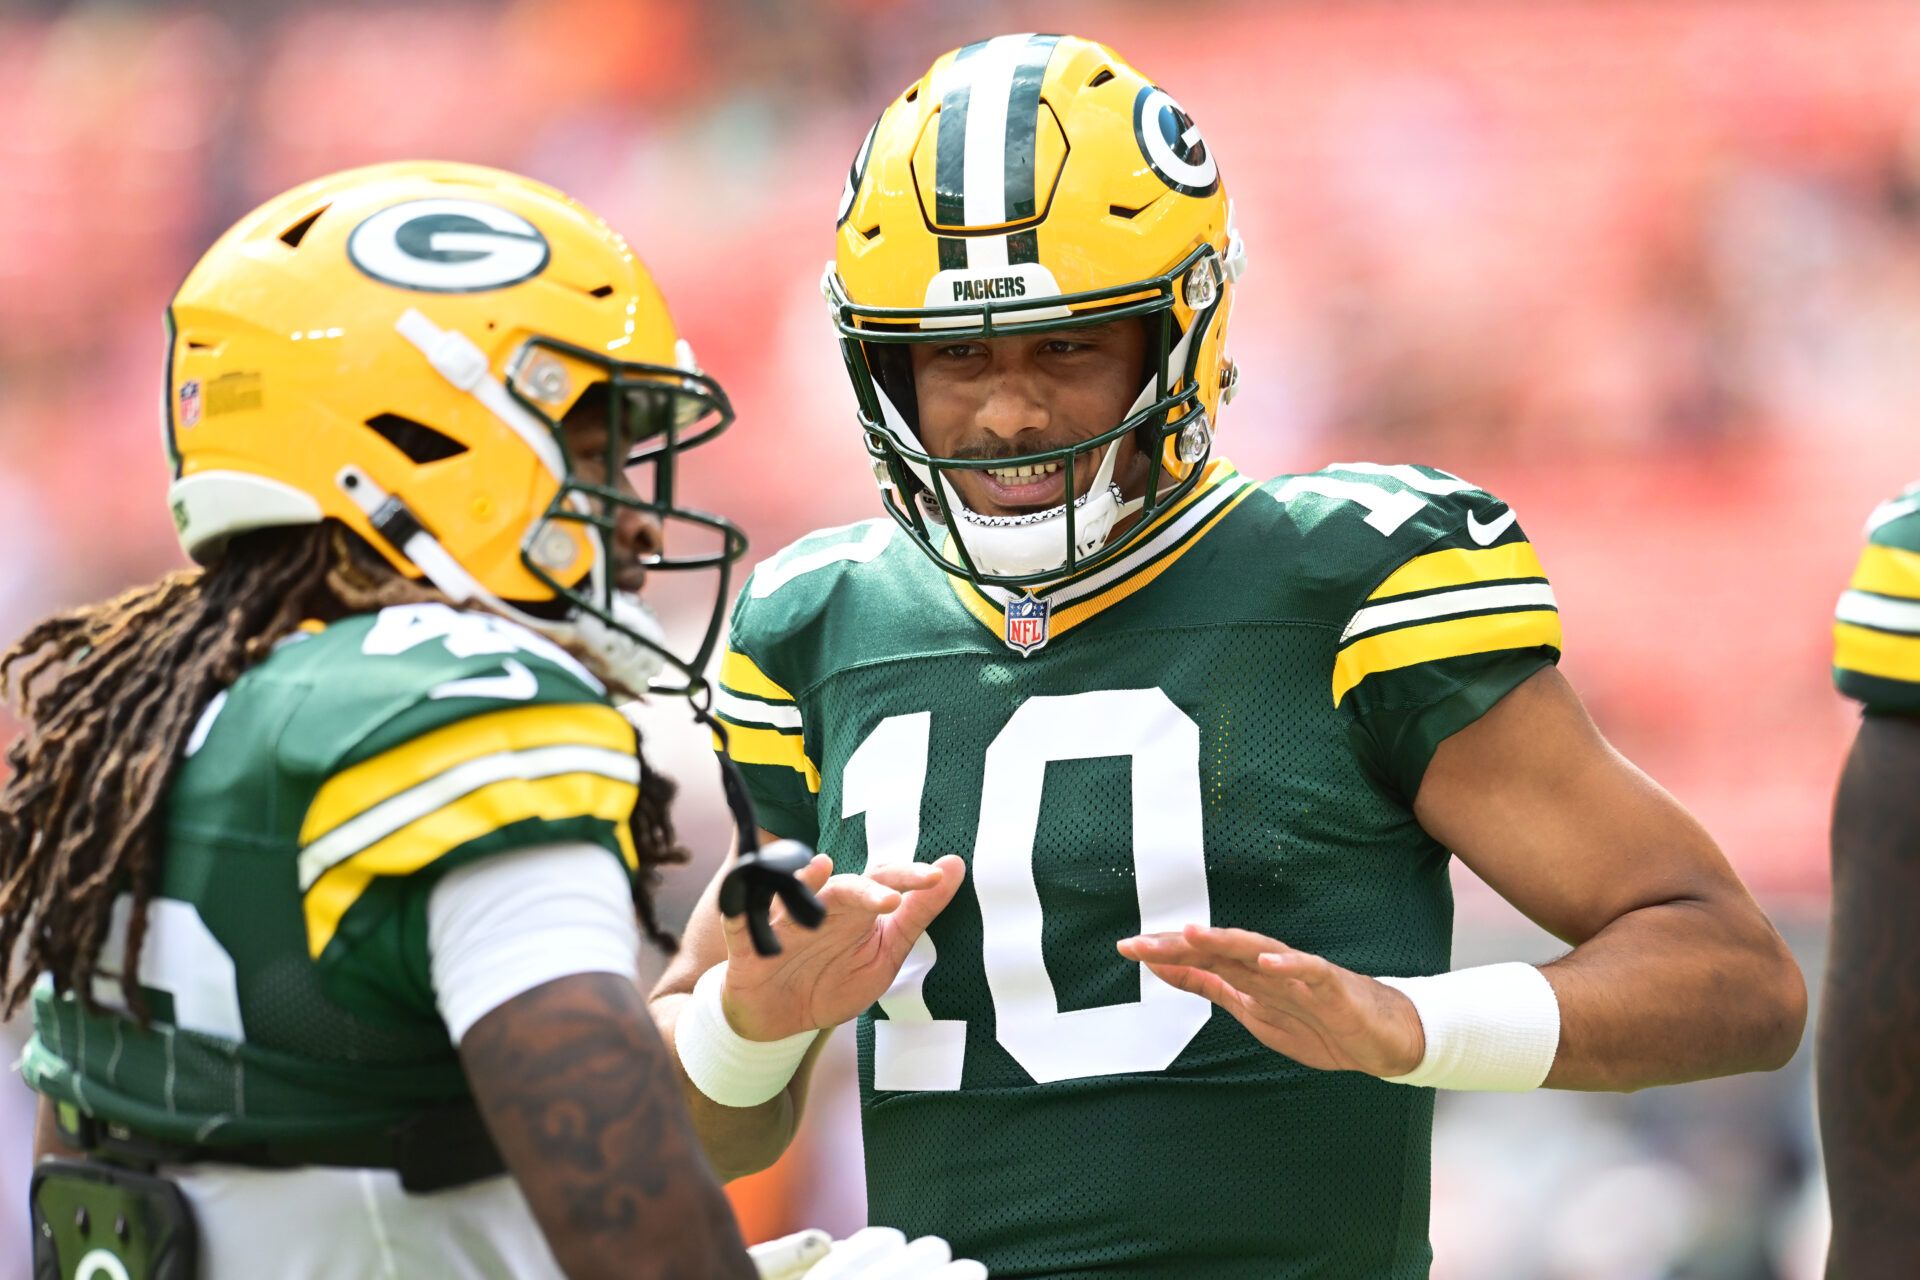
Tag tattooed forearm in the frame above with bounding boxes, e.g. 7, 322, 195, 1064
1821, 715, 1920, 1280
461, 972, 755, 1280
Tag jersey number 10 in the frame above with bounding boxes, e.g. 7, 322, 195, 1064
844, 688, 1213, 1090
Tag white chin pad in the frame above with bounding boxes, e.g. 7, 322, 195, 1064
952, 483, 1126, 579
575, 592, 669, 691
944, 440, 1139, 579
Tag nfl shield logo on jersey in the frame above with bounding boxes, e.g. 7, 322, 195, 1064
1005, 594, 1050, 657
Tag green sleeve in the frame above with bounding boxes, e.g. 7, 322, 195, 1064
285, 606, 642, 1020
1333, 480, 1563, 802
713, 582, 822, 845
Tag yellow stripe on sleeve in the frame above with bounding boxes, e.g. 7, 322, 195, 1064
720, 650, 796, 703
303, 771, 639, 958
1848, 545, 1920, 602
714, 724, 822, 793
301, 704, 636, 847
1368, 542, 1548, 601
1333, 610, 1563, 705
1834, 621, 1920, 686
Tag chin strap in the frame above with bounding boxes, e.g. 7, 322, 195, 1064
693, 691, 826, 956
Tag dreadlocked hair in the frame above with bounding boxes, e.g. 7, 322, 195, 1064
0, 520, 684, 1018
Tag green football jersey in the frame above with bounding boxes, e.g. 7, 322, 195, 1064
716, 459, 1562, 1280
1835, 480, 1920, 713
23, 603, 642, 1147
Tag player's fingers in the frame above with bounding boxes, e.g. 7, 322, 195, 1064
881, 856, 966, 951
1256, 949, 1336, 986
1178, 923, 1293, 963
798, 853, 834, 892
1141, 960, 1245, 1009
937, 1264, 989, 1280
865, 862, 947, 894
1116, 932, 1200, 962
818, 873, 904, 917
1120, 936, 1268, 987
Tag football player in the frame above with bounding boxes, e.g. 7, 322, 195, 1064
2, 163, 980, 1279
649, 35, 1807, 1277
1821, 479, 1920, 1278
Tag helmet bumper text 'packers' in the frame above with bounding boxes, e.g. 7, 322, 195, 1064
164, 160, 746, 694
827, 32, 1247, 588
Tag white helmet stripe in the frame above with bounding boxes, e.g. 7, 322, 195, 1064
959, 34, 1035, 227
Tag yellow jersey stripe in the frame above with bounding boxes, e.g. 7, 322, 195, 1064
302, 704, 635, 846
716, 724, 822, 793
1848, 544, 1920, 602
1368, 542, 1547, 601
1834, 621, 1920, 685
1049, 484, 1260, 635
720, 649, 796, 703
1333, 609, 1563, 705
303, 771, 638, 958
943, 462, 1246, 639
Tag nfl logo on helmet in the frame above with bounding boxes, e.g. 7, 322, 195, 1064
1005, 594, 1050, 657
177, 379, 203, 429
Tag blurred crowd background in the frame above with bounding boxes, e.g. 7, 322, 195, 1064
6, 0, 1919, 1275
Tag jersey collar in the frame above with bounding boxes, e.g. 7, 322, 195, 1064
943, 459, 1255, 646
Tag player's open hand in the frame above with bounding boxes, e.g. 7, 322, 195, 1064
720, 854, 966, 1043
1118, 924, 1426, 1078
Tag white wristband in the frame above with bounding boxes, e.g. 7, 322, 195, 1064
1375, 961, 1561, 1091
676, 964, 818, 1108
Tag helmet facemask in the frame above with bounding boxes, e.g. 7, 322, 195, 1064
379, 310, 745, 698
829, 241, 1230, 589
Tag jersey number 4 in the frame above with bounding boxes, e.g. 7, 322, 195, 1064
845, 688, 1212, 1089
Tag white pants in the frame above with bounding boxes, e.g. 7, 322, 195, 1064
167, 1163, 562, 1279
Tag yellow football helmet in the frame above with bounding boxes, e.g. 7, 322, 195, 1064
164, 160, 744, 693
827, 32, 1245, 587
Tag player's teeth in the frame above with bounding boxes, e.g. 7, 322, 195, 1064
987, 463, 1062, 481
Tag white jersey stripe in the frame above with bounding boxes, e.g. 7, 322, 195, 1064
298, 745, 640, 889
1322, 462, 1480, 496
715, 687, 805, 731
1837, 588, 1920, 636
1342, 583, 1560, 643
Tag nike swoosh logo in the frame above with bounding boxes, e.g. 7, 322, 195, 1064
1465, 509, 1518, 546
430, 657, 538, 702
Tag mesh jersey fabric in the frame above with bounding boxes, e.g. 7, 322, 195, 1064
24, 603, 643, 1147
717, 460, 1561, 1279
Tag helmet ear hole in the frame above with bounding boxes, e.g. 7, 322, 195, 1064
365, 413, 467, 464
278, 206, 329, 249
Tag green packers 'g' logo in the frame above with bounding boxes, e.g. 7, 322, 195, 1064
1133, 86, 1219, 197
348, 199, 550, 293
